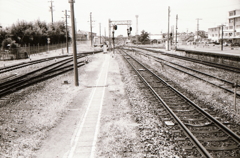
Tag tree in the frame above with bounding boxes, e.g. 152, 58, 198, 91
1, 38, 17, 50
138, 30, 150, 44
0, 28, 7, 49
1, 20, 70, 47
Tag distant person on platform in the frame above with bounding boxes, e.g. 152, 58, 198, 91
103, 42, 108, 54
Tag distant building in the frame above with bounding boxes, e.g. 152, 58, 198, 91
68, 28, 97, 41
149, 34, 163, 44
76, 30, 88, 41
177, 32, 195, 44
208, 9, 240, 44
87, 32, 97, 41
208, 27, 221, 42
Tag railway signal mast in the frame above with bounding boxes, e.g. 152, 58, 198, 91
112, 25, 117, 55
108, 19, 132, 47
127, 26, 132, 38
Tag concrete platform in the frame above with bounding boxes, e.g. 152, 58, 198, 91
67, 54, 110, 158
177, 45, 240, 57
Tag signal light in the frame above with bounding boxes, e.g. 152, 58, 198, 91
170, 33, 172, 37
127, 29, 130, 36
114, 25, 117, 30
129, 27, 132, 31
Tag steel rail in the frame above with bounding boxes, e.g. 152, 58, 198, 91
136, 50, 233, 85
120, 49, 213, 158
122, 49, 240, 143
120, 48, 240, 157
133, 47, 240, 73
0, 61, 85, 98
0, 57, 75, 89
132, 50, 240, 97
0, 55, 69, 73
0, 50, 103, 74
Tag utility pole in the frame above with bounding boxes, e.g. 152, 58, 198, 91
196, 18, 202, 41
171, 25, 174, 47
109, 19, 111, 50
176, 14, 178, 48
48, 1, 54, 24
220, 24, 225, 51
69, 0, 79, 86
104, 27, 106, 42
63, 10, 70, 53
90, 12, 93, 47
136, 15, 139, 44
99, 23, 101, 44
167, 6, 170, 51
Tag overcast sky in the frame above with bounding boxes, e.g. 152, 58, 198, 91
0, 0, 240, 36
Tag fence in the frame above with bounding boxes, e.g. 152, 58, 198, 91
0, 42, 71, 60
28, 42, 71, 56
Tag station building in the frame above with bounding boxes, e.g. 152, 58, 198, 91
208, 9, 240, 44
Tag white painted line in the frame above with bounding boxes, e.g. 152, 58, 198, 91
67, 55, 109, 158
90, 55, 110, 158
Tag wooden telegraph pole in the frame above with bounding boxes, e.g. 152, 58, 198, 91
90, 12, 93, 47
64, 10, 70, 53
99, 23, 101, 44
167, 6, 170, 51
69, 0, 79, 86
220, 24, 225, 51
176, 14, 178, 49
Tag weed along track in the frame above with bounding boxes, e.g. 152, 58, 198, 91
119, 48, 240, 158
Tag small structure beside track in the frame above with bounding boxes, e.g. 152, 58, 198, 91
0, 47, 28, 60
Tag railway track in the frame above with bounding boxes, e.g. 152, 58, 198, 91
0, 53, 96, 98
0, 50, 101, 74
126, 49, 240, 98
133, 47, 240, 74
119, 48, 240, 158
0, 55, 69, 74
